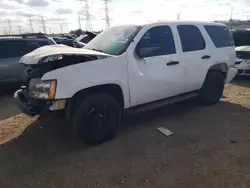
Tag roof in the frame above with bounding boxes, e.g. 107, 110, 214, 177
146, 20, 225, 26
111, 20, 226, 28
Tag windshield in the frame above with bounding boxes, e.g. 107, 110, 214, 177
84, 25, 142, 55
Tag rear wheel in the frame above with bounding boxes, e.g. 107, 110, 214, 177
199, 71, 225, 105
72, 93, 121, 145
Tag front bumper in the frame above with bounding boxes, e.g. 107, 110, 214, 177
14, 89, 67, 117
14, 89, 47, 116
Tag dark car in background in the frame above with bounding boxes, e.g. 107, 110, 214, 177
0, 33, 56, 87
73, 31, 97, 48
232, 30, 250, 76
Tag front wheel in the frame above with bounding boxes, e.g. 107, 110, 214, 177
72, 93, 121, 145
198, 71, 225, 105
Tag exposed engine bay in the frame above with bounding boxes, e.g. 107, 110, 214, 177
22, 54, 100, 85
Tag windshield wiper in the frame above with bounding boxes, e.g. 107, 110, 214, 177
90, 48, 104, 53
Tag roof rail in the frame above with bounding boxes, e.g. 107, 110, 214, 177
0, 33, 47, 38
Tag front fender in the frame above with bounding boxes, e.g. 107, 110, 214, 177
42, 56, 130, 108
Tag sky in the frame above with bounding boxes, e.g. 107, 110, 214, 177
0, 0, 250, 34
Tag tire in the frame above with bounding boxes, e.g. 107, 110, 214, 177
72, 93, 121, 145
199, 71, 225, 105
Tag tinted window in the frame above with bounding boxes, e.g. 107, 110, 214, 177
0, 40, 30, 59
205, 25, 234, 47
27, 40, 50, 51
232, 31, 250, 47
177, 25, 206, 52
138, 26, 176, 58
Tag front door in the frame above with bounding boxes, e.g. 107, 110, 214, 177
127, 25, 187, 107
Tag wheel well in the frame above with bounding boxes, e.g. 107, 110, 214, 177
71, 84, 124, 109
65, 84, 125, 122
208, 63, 228, 77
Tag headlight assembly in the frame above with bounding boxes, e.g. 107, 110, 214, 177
29, 78, 57, 99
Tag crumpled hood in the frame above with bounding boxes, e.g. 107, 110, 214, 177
20, 44, 112, 65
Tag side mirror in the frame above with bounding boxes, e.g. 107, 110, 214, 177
135, 42, 143, 58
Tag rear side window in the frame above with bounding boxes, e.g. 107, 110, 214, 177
204, 25, 234, 48
177, 25, 206, 52
0, 40, 30, 59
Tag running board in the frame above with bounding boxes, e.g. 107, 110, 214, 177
126, 91, 199, 114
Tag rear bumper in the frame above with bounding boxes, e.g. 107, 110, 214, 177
226, 67, 238, 83
14, 89, 47, 116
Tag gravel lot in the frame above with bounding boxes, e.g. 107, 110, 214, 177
0, 78, 250, 188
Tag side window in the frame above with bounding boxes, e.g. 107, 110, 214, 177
0, 40, 30, 59
137, 26, 176, 58
204, 25, 235, 47
27, 40, 50, 51
177, 25, 206, 52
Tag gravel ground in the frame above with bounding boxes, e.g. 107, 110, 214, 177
0, 78, 250, 188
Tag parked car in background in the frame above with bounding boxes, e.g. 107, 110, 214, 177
232, 29, 250, 47
52, 36, 74, 47
235, 46, 250, 76
232, 30, 250, 75
15, 21, 237, 144
73, 31, 97, 48
0, 33, 56, 87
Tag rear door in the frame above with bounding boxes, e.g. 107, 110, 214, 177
176, 25, 212, 91
204, 25, 236, 67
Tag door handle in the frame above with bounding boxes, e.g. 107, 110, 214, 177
166, 61, 179, 66
201, 55, 211, 59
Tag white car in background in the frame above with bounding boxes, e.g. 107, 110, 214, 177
235, 46, 250, 76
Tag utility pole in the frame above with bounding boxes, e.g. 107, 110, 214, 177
3, 27, 7, 35
84, 0, 92, 31
78, 13, 81, 29
177, 13, 181, 20
18, 26, 22, 34
7, 20, 12, 34
41, 16, 46, 34
230, 7, 233, 30
29, 17, 34, 33
60, 23, 63, 33
104, 0, 110, 28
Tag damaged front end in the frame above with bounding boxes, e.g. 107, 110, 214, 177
15, 51, 109, 116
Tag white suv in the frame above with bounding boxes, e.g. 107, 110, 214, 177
14, 21, 237, 144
